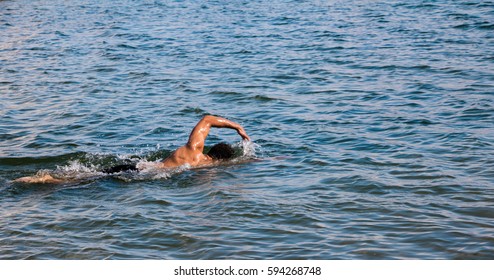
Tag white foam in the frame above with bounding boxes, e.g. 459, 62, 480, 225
239, 140, 261, 158
135, 160, 161, 171
53, 160, 102, 180
57, 160, 96, 173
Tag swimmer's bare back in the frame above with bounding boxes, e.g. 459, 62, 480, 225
13, 115, 250, 184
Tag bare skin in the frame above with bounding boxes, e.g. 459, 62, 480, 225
14, 174, 63, 184
160, 115, 250, 168
14, 115, 250, 184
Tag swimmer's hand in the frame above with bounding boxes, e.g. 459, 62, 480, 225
237, 127, 250, 141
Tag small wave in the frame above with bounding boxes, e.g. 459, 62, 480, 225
179, 106, 208, 115
208, 91, 241, 96
253, 95, 277, 102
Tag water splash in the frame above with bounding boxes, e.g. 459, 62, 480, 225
237, 140, 262, 158
47, 160, 104, 182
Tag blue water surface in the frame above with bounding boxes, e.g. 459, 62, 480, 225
1, 0, 493, 259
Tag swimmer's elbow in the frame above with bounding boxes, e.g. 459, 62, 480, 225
201, 115, 215, 124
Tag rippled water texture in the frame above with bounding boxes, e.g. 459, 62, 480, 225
1, 0, 494, 259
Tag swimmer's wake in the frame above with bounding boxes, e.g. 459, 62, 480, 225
14, 116, 257, 184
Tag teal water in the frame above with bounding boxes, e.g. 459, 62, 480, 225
1, 0, 493, 259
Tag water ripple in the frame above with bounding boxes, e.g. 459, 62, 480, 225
1, 0, 494, 259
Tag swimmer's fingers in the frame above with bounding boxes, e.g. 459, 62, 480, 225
238, 128, 250, 141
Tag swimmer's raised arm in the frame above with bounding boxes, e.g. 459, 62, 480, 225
186, 115, 250, 152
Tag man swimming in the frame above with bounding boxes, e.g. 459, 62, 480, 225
14, 115, 250, 183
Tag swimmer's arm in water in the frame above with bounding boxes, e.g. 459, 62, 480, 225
13, 174, 63, 184
186, 115, 251, 152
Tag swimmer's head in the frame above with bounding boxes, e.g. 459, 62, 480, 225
207, 142, 234, 160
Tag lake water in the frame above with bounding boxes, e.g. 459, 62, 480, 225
1, 0, 493, 259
